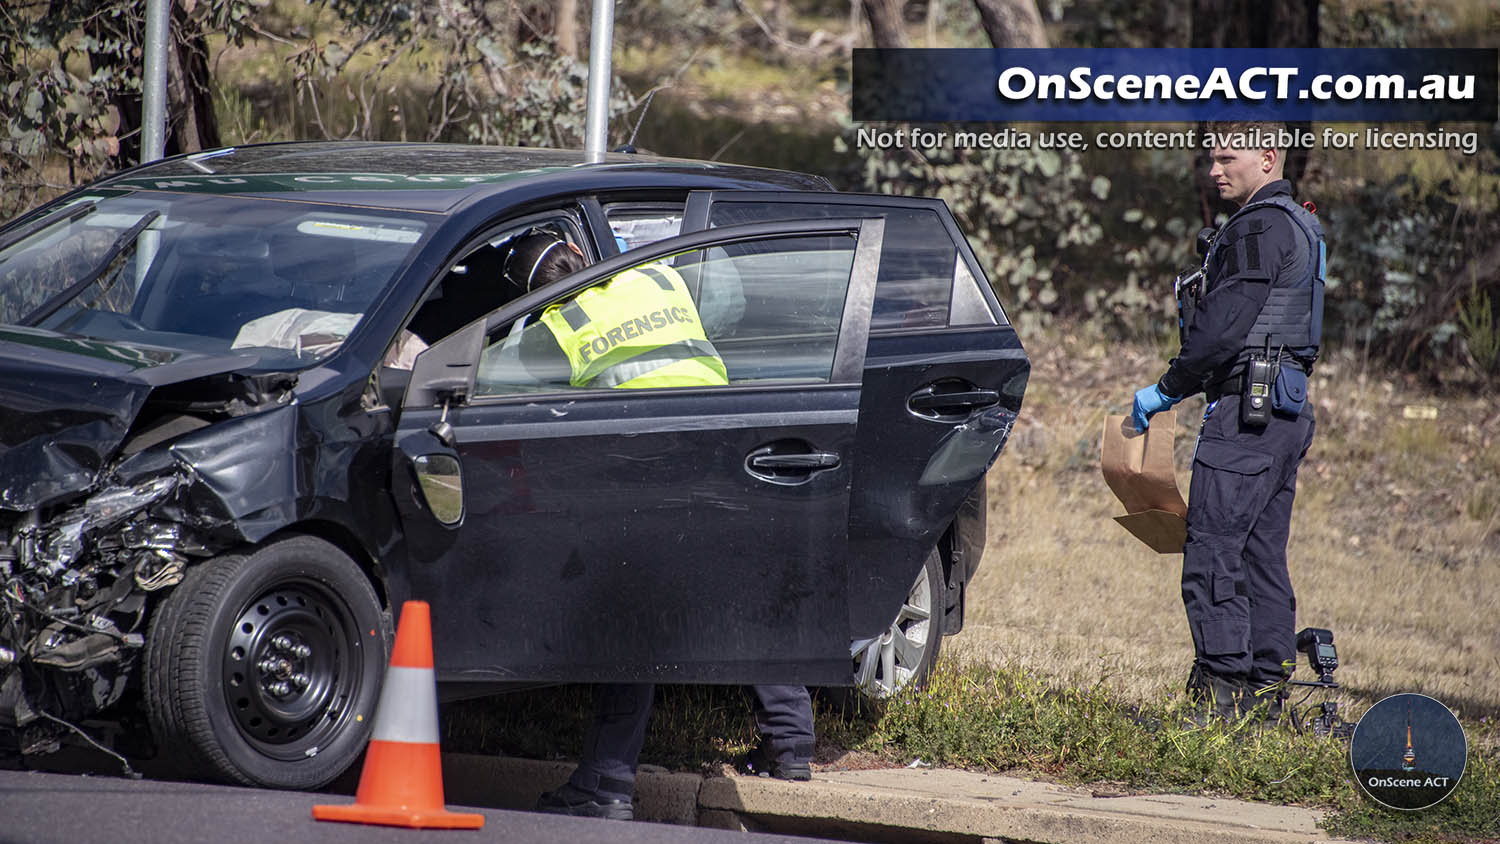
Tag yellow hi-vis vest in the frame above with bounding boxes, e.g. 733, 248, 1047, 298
538, 263, 729, 389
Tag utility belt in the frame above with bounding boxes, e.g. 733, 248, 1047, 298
1207, 355, 1310, 424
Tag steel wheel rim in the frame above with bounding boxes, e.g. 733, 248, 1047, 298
221, 578, 363, 760
851, 565, 934, 698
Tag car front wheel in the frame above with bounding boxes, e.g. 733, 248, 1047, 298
851, 547, 944, 699
145, 535, 389, 789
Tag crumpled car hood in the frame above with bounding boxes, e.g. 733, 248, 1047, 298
0, 326, 270, 510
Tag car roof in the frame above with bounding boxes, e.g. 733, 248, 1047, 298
93, 142, 834, 213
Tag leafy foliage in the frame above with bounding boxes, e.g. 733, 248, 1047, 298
1316, 158, 1500, 371
1, 1, 128, 217
0, 0, 635, 220
1456, 287, 1499, 382
286, 1, 635, 148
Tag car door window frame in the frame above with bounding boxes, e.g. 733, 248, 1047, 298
681, 190, 1010, 332
402, 217, 886, 409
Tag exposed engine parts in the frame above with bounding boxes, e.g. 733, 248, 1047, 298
1, 471, 203, 742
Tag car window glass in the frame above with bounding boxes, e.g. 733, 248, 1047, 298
0, 198, 162, 328
705, 202, 952, 330
0, 194, 427, 366
475, 232, 859, 395
604, 205, 683, 252
403, 216, 583, 351
950, 253, 999, 326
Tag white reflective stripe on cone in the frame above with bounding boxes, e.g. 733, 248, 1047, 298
369, 666, 440, 744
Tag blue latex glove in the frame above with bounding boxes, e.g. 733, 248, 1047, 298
1131, 384, 1180, 433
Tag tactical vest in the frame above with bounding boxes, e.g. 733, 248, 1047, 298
539, 263, 729, 389
1206, 194, 1326, 367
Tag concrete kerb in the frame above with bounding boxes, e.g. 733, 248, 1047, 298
438, 754, 1361, 844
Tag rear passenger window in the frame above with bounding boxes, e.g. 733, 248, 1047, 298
604, 205, 684, 253
706, 202, 952, 330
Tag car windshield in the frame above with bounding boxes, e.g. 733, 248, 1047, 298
0, 191, 428, 366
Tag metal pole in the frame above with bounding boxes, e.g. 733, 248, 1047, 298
583, 0, 615, 160
141, 0, 171, 163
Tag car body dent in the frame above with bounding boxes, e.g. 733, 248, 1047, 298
0, 327, 274, 510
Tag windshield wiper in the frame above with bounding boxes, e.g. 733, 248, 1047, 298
0, 201, 98, 255
21, 210, 162, 327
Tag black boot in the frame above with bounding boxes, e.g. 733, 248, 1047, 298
1240, 679, 1288, 727
1183, 663, 1246, 726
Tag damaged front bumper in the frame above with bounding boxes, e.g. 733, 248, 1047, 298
0, 337, 300, 754
0, 473, 199, 743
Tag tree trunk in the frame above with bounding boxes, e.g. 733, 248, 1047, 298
972, 0, 1048, 49
168, 3, 222, 154
556, 0, 578, 59
861, 0, 907, 48
88, 2, 220, 166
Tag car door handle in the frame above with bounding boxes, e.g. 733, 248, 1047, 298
907, 387, 1000, 416
744, 443, 842, 485
749, 452, 841, 471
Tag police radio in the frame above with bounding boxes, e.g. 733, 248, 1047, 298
1241, 357, 1274, 427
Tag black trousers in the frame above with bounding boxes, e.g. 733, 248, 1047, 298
1182, 393, 1315, 685
567, 683, 814, 801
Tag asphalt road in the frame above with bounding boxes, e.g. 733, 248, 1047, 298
0, 769, 824, 844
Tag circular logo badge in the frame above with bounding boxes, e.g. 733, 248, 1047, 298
1350, 693, 1467, 811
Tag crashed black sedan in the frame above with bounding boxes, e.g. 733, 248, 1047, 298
0, 143, 1028, 789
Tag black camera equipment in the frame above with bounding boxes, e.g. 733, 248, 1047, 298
1287, 626, 1354, 739
1173, 228, 1217, 346
1297, 627, 1339, 684
1195, 226, 1216, 257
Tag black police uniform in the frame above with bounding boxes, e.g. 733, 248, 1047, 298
564, 683, 815, 805
1157, 179, 1323, 695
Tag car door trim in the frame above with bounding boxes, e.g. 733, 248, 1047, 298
450, 407, 859, 443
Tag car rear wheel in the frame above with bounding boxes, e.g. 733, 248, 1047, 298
851, 547, 943, 699
145, 535, 388, 789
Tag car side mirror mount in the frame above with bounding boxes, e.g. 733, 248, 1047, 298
404, 320, 485, 410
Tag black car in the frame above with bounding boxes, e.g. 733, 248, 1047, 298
0, 143, 1028, 789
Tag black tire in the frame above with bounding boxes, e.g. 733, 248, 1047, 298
145, 535, 389, 789
848, 547, 945, 702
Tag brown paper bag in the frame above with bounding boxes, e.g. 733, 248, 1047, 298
1100, 410, 1187, 553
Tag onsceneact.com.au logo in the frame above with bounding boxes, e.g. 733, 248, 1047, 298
852, 47, 1498, 123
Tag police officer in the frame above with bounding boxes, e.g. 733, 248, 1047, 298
501, 233, 818, 819
1130, 122, 1324, 722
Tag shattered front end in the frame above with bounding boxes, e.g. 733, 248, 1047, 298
0, 474, 195, 754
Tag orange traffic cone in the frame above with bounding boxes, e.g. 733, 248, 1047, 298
313, 600, 483, 829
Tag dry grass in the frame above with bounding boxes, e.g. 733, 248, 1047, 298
959, 324, 1500, 719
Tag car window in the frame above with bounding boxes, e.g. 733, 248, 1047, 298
951, 253, 999, 326
403, 215, 585, 350
604, 204, 684, 253
0, 193, 427, 366
704, 202, 952, 330
474, 232, 859, 395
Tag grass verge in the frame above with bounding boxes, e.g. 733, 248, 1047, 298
871, 660, 1499, 844
442, 662, 1498, 843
